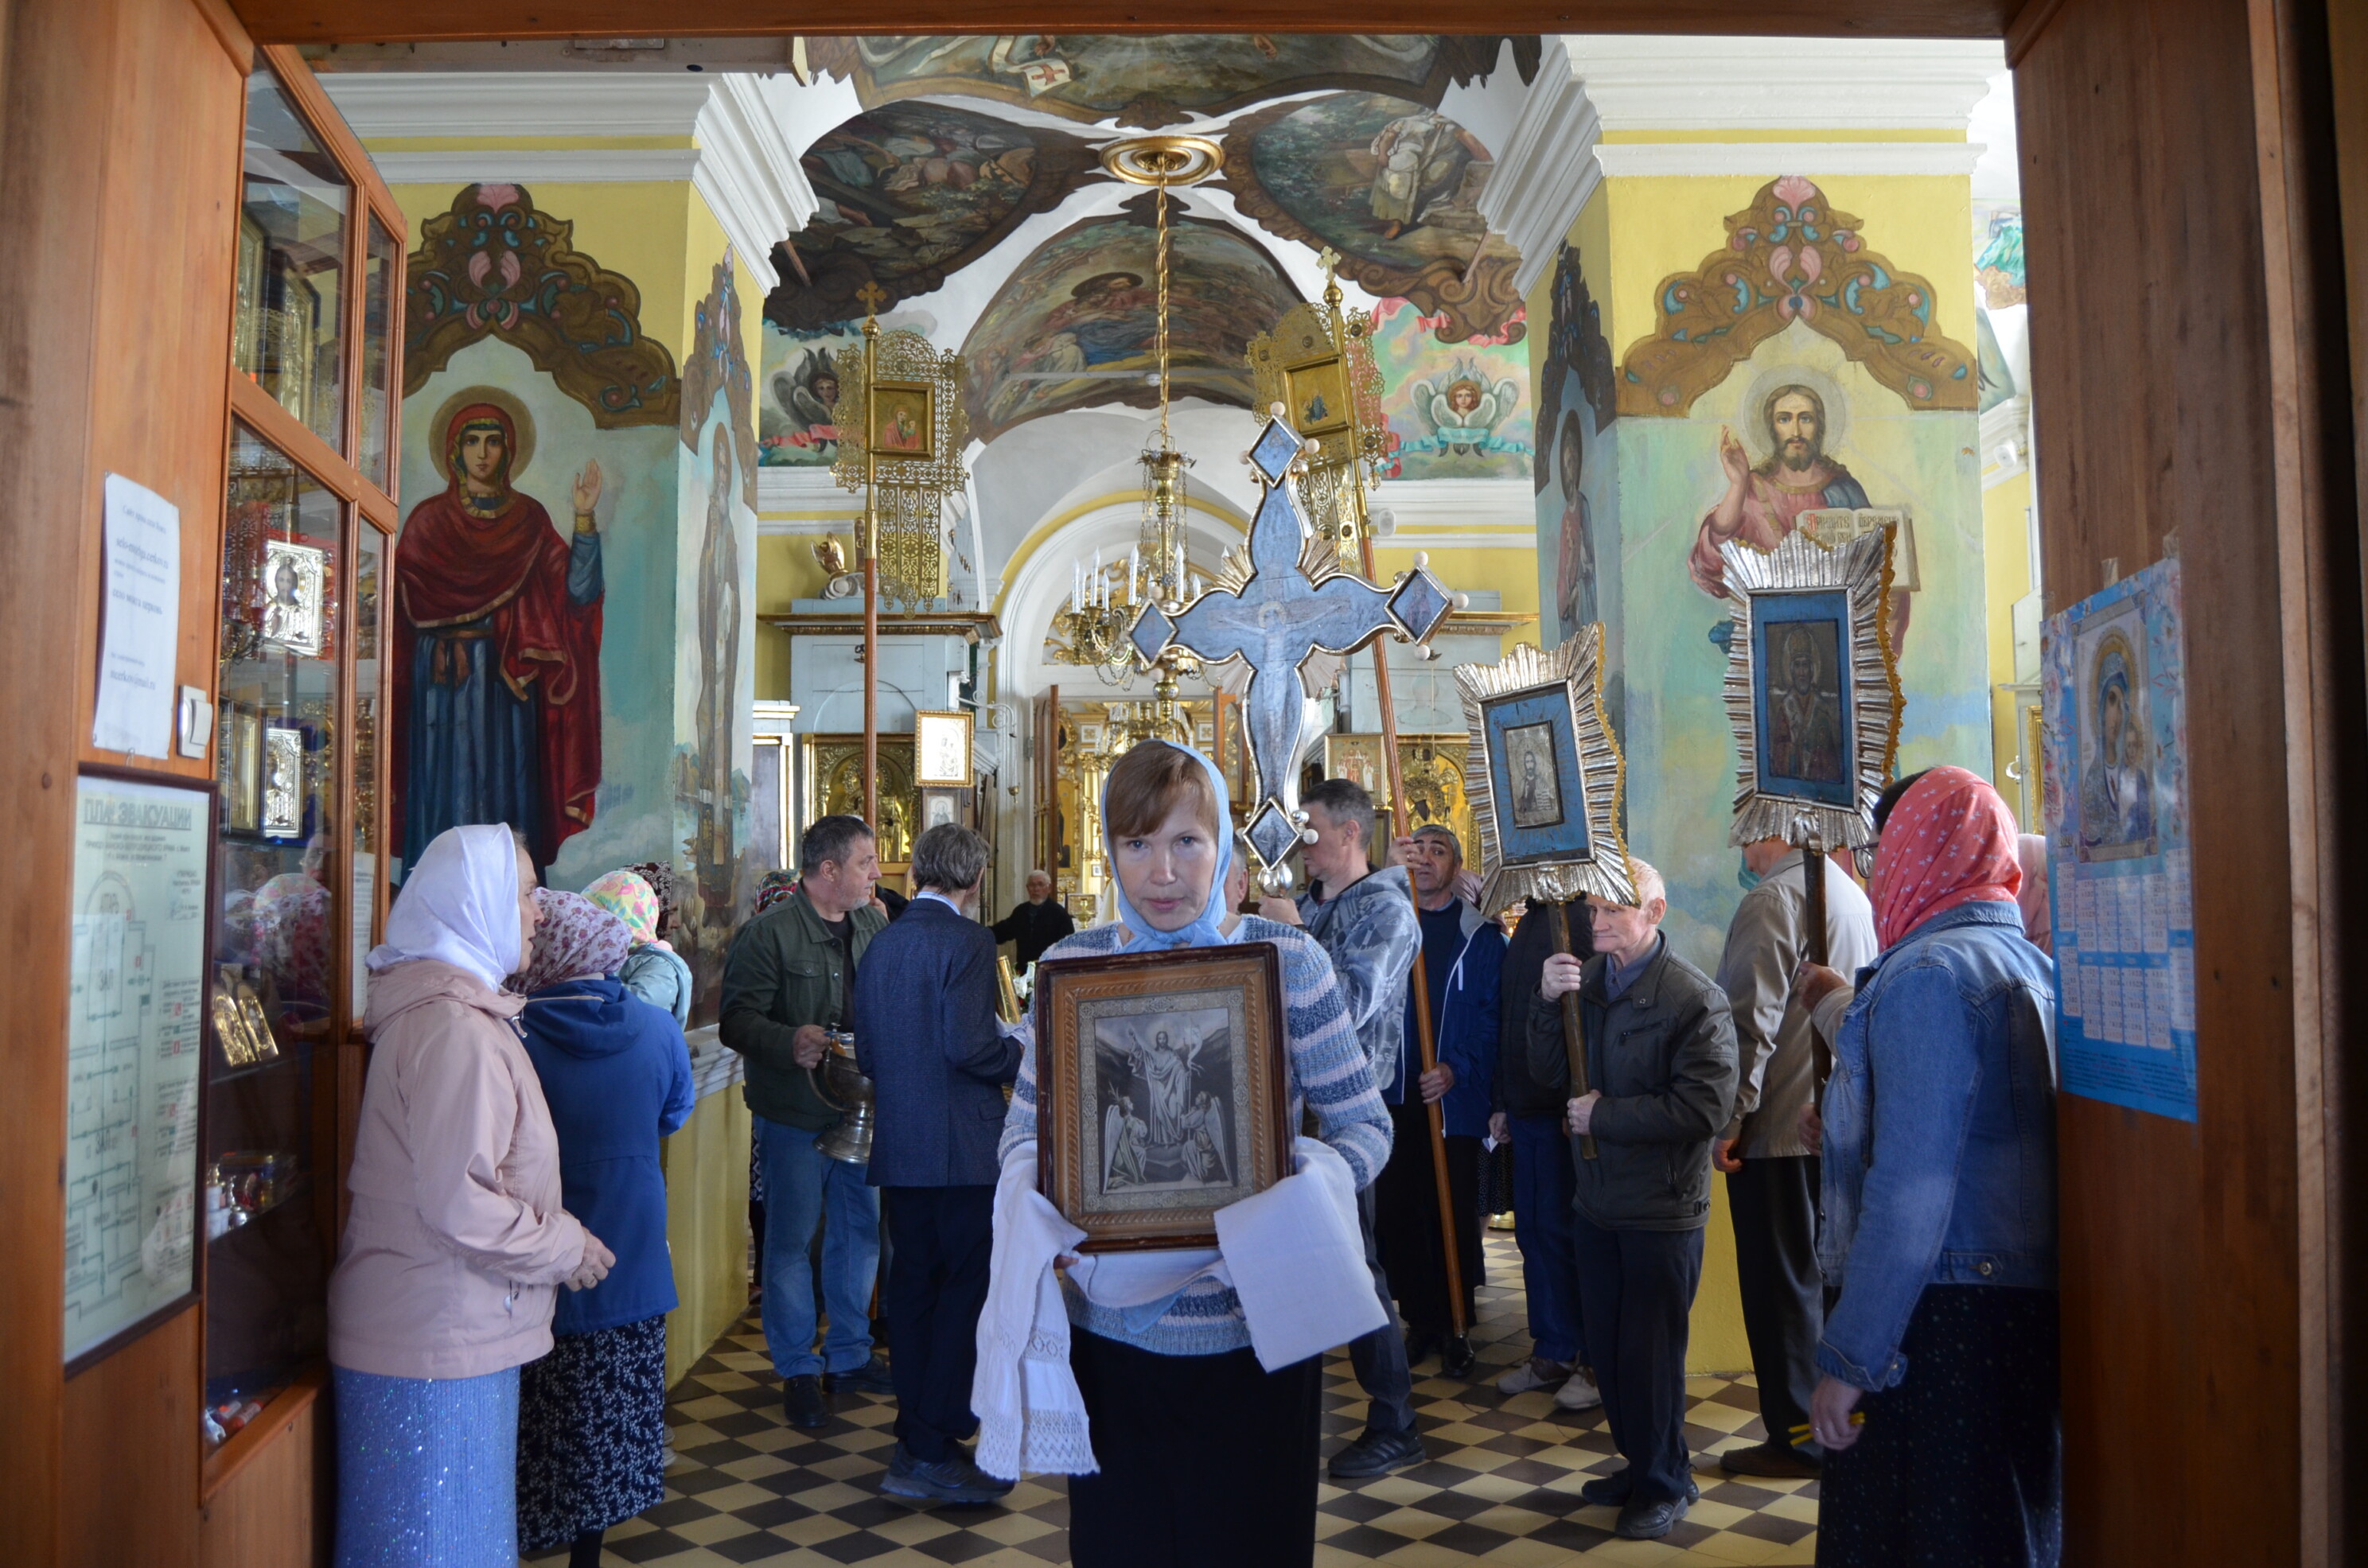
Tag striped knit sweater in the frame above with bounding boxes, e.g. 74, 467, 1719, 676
998, 916, 1392, 1356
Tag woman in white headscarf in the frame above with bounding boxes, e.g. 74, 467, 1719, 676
326, 825, 616, 1568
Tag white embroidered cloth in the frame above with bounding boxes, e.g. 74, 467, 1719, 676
972, 1144, 1097, 1480
1217, 1138, 1387, 1371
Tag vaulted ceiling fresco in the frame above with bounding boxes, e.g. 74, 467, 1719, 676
765, 102, 1100, 331
1221, 93, 1525, 345
804, 34, 1536, 130
960, 198, 1303, 441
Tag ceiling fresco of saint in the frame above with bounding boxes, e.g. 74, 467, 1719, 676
766, 102, 1100, 331
960, 198, 1303, 441
802, 34, 1535, 130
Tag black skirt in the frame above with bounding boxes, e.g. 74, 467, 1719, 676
1067, 1329, 1322, 1568
516, 1313, 671, 1553
1817, 1284, 2062, 1568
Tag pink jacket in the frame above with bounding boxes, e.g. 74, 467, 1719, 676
328, 959, 590, 1379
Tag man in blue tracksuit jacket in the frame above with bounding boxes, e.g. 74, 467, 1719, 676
1379, 823, 1504, 1377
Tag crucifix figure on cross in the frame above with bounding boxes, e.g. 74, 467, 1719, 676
1130, 406, 1455, 885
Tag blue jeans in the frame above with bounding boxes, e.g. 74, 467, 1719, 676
1510, 1112, 1586, 1366
754, 1115, 880, 1379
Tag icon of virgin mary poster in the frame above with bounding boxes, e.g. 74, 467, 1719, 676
391, 390, 606, 871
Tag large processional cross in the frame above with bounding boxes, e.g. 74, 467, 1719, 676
1129, 410, 1455, 882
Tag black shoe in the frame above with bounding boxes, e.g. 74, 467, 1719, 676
783, 1374, 828, 1430
1327, 1426, 1427, 1480
1403, 1330, 1443, 1368
1440, 1336, 1478, 1379
1719, 1438, 1821, 1477
1615, 1493, 1691, 1539
880, 1442, 1015, 1506
1580, 1470, 1697, 1508
824, 1353, 894, 1396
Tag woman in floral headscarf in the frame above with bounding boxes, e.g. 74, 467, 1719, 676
1792, 768, 2061, 1567
584, 869, 695, 1025
508, 890, 693, 1568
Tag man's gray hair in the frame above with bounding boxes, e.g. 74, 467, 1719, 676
913, 823, 991, 893
1303, 776, 1377, 853
1412, 823, 1462, 863
798, 814, 874, 877
1026, 867, 1052, 884
1626, 855, 1667, 910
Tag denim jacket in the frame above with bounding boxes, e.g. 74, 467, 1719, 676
1817, 901, 2058, 1391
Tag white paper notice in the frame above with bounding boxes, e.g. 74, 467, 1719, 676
92, 474, 181, 758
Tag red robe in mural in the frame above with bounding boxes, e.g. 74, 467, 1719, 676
391, 403, 604, 868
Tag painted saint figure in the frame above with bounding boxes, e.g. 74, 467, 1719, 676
1181, 1091, 1232, 1186
392, 400, 605, 872
2078, 640, 2155, 853
1553, 410, 1595, 637
1767, 627, 1844, 784
1366, 107, 1480, 239
1689, 384, 1870, 599
1103, 1095, 1147, 1191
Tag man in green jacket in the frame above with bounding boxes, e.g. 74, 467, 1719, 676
722, 814, 890, 1430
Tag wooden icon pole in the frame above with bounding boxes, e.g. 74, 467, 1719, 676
1328, 260, 1470, 1352
859, 292, 882, 827
1547, 901, 1599, 1161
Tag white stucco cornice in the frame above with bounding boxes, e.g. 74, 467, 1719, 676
321, 72, 814, 290
1483, 35, 2004, 298
1478, 37, 1602, 302
1561, 36, 2004, 132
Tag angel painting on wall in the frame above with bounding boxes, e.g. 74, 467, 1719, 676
1412, 368, 1521, 458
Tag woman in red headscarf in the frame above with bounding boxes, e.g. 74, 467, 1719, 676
1791, 767, 2062, 1567
393, 401, 605, 872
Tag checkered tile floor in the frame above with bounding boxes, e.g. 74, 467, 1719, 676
531, 1235, 1818, 1566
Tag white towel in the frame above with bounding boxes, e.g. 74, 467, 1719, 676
972, 1143, 1098, 1480
1217, 1137, 1388, 1372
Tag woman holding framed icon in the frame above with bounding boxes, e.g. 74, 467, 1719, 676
991, 741, 1392, 1568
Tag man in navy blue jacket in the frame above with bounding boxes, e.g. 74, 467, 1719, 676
1377, 824, 1504, 1379
852, 822, 1022, 1506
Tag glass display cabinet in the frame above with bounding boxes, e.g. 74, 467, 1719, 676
200, 48, 403, 1489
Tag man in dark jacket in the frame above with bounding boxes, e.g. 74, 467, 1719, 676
852, 823, 1022, 1505
1379, 825, 1501, 1375
990, 868, 1075, 969
720, 815, 890, 1430
1529, 857, 1738, 1542
1492, 897, 1599, 1411
1261, 776, 1424, 1480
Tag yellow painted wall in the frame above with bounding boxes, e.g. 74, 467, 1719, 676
1984, 465, 2037, 791
661, 1085, 754, 1387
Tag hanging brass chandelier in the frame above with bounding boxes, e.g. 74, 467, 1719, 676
1107, 134, 1221, 612
1048, 134, 1223, 685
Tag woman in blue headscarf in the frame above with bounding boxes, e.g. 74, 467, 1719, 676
2078, 640, 2155, 852
994, 741, 1392, 1568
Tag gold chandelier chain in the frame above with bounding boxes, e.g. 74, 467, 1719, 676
1155, 177, 1171, 452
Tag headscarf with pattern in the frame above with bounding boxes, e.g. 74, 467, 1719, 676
755, 870, 800, 916
1868, 765, 2023, 950
583, 869, 667, 948
508, 888, 633, 993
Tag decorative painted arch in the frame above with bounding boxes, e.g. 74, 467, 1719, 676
404, 182, 680, 427
1616, 176, 1977, 417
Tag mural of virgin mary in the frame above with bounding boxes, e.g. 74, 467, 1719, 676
392, 395, 606, 871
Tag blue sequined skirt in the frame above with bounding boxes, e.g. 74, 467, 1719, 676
333, 1363, 520, 1568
